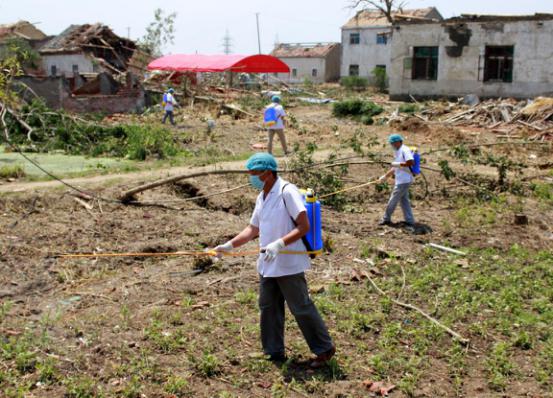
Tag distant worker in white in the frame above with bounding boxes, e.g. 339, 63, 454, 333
162, 88, 178, 126
379, 134, 416, 226
263, 95, 289, 155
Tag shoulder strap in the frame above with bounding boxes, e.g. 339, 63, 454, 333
281, 183, 315, 258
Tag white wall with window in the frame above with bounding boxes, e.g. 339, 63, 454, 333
274, 57, 327, 84
340, 27, 392, 80
42, 53, 100, 77
389, 18, 553, 99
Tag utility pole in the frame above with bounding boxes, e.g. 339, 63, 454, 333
255, 12, 261, 54
126, 27, 131, 39
222, 29, 233, 55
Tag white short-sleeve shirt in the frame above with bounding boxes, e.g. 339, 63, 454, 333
266, 103, 286, 130
164, 93, 177, 111
250, 178, 310, 277
393, 144, 414, 185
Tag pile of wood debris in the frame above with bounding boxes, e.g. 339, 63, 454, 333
389, 97, 553, 141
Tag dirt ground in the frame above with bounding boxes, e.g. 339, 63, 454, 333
1, 103, 552, 398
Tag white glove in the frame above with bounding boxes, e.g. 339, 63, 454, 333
263, 239, 285, 262
213, 241, 233, 259
378, 175, 386, 182
391, 161, 402, 167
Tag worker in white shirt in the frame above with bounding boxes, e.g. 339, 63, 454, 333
213, 153, 335, 367
378, 134, 416, 226
162, 88, 178, 126
266, 96, 289, 155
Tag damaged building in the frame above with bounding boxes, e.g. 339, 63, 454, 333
0, 20, 49, 50
17, 23, 149, 114
271, 43, 342, 83
389, 14, 553, 100
340, 7, 443, 81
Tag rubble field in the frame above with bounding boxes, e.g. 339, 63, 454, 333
1, 98, 552, 398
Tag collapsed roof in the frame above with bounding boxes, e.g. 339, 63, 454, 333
40, 24, 137, 73
0, 20, 47, 43
342, 7, 442, 28
271, 43, 340, 58
394, 13, 553, 25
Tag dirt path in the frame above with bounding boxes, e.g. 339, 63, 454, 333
0, 158, 272, 194
0, 150, 338, 194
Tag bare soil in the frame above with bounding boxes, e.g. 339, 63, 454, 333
1, 103, 552, 398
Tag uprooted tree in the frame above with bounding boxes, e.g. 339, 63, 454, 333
348, 0, 407, 23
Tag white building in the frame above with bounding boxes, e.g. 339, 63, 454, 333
271, 43, 341, 84
340, 7, 442, 81
389, 14, 553, 100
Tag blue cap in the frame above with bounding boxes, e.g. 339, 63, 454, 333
246, 153, 278, 171
388, 134, 403, 144
168, 88, 174, 93
271, 95, 281, 103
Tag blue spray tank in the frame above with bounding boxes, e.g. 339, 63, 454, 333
303, 189, 323, 257
408, 147, 421, 176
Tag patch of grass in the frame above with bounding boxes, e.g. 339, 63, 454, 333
144, 319, 187, 353
193, 352, 221, 377
37, 357, 58, 384
121, 375, 142, 398
0, 164, 25, 179
164, 375, 190, 397
64, 375, 100, 398
486, 342, 515, 391
234, 288, 257, 305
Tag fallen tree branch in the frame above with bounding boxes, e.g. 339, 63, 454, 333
365, 272, 470, 345
120, 169, 252, 202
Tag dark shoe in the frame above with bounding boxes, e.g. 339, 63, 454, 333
378, 220, 392, 226
310, 345, 336, 368
267, 352, 287, 362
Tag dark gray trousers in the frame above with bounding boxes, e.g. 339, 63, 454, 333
162, 110, 175, 125
259, 272, 333, 356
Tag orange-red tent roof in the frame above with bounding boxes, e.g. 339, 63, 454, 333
148, 54, 290, 73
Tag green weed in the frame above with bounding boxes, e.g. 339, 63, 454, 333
0, 164, 25, 179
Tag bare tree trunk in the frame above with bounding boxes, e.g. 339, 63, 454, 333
348, 0, 406, 23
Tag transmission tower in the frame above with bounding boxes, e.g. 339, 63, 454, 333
222, 29, 233, 55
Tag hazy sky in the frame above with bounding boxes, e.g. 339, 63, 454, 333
1, 0, 551, 55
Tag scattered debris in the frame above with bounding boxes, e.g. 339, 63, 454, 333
426, 243, 466, 256
362, 380, 397, 396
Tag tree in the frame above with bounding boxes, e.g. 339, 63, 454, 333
348, 0, 407, 23
140, 8, 177, 56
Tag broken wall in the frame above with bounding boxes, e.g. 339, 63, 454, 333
62, 91, 145, 114
389, 19, 553, 99
16, 76, 70, 108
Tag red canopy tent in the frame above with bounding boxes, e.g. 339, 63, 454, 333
147, 54, 290, 73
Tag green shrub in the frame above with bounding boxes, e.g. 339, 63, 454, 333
340, 76, 369, 90
3, 99, 180, 160
398, 103, 419, 114
332, 99, 383, 125
371, 67, 387, 93
195, 352, 221, 377
124, 125, 177, 160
